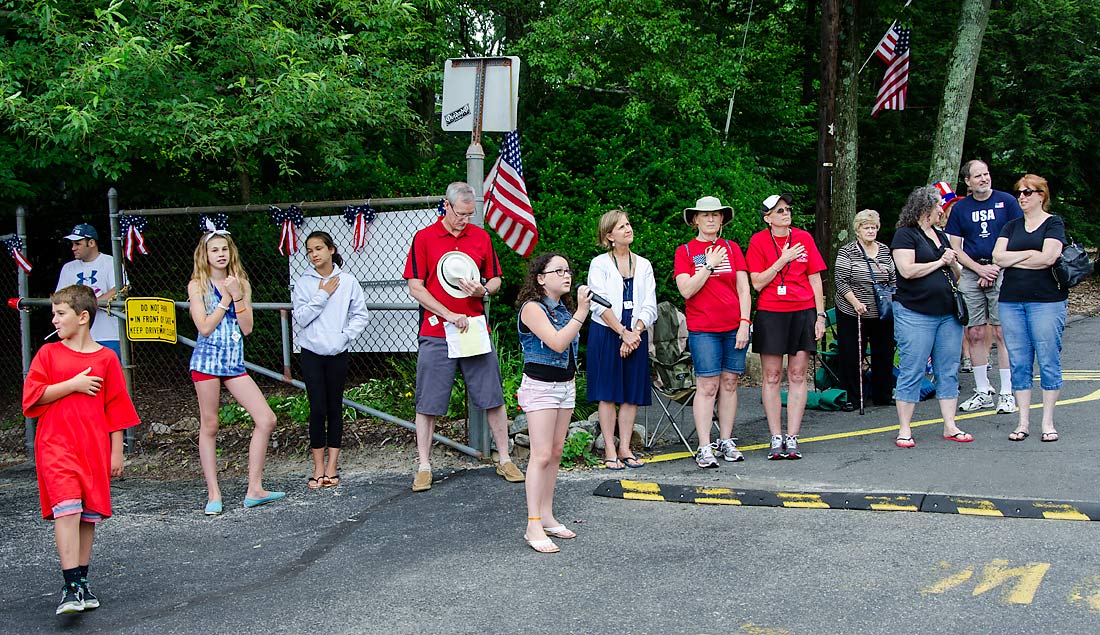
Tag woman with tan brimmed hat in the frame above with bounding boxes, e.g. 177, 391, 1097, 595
673, 196, 752, 469
746, 193, 828, 460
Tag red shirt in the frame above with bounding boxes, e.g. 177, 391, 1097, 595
673, 238, 748, 332
23, 343, 140, 519
403, 217, 502, 338
746, 227, 826, 312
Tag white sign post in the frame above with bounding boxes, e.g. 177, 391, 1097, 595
440, 56, 521, 458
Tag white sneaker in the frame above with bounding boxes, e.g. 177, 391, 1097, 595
996, 393, 1019, 414
959, 390, 994, 412
715, 438, 744, 462
695, 445, 719, 469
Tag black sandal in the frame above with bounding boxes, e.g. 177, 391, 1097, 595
323, 473, 340, 487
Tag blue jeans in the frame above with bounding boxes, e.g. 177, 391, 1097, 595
688, 330, 748, 377
893, 302, 963, 403
998, 301, 1066, 391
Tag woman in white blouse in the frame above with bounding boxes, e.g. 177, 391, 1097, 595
586, 210, 658, 469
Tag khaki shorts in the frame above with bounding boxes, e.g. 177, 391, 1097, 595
415, 336, 505, 416
958, 267, 1003, 327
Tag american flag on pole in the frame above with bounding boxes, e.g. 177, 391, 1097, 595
483, 130, 538, 257
871, 24, 911, 117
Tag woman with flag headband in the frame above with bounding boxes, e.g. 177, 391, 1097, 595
674, 196, 752, 469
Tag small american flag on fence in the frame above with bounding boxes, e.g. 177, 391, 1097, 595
483, 130, 538, 257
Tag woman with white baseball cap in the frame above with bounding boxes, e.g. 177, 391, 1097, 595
746, 193, 828, 460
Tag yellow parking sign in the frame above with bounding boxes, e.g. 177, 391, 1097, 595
125, 297, 177, 344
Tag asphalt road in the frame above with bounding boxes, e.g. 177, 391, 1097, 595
3, 316, 1100, 634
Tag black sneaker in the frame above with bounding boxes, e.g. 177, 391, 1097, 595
56, 583, 84, 615
81, 581, 99, 610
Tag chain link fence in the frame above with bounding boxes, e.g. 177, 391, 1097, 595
116, 195, 449, 428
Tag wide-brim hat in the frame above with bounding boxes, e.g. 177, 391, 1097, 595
934, 181, 959, 211
683, 196, 733, 226
436, 251, 481, 298
760, 193, 794, 217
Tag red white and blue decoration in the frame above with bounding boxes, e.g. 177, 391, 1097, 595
483, 130, 538, 256
269, 205, 304, 255
934, 181, 959, 211
119, 215, 148, 261
1, 234, 31, 273
436, 198, 447, 217
343, 204, 377, 252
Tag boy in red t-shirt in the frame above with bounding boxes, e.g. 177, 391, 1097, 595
23, 285, 140, 615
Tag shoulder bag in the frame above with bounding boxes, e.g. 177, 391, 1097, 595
1053, 238, 1093, 290
856, 241, 894, 320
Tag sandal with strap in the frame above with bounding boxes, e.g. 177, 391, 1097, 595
1008, 430, 1029, 442
308, 476, 324, 490
525, 536, 559, 553
323, 473, 340, 487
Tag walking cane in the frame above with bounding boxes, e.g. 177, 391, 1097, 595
857, 313, 865, 415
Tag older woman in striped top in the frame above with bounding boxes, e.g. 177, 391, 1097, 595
833, 209, 897, 409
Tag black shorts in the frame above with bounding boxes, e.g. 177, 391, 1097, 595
752, 308, 817, 356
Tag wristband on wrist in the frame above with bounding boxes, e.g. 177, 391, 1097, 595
740, 318, 751, 324
217, 303, 230, 311
232, 296, 243, 302
571, 316, 584, 325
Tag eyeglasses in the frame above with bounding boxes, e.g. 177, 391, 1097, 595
541, 268, 573, 277
1018, 188, 1043, 197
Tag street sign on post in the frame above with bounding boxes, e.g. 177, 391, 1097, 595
441, 56, 521, 459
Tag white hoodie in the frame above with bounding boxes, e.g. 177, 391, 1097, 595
292, 264, 370, 356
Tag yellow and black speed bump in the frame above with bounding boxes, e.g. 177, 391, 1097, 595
593, 479, 1100, 522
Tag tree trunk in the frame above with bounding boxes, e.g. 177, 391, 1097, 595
816, 0, 839, 303
927, 0, 992, 186
831, 0, 860, 263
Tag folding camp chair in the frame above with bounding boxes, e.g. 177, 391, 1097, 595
644, 302, 697, 453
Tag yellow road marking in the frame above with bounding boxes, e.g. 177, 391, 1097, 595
1069, 575, 1100, 613
866, 495, 919, 512
643, 388, 1100, 462
951, 497, 1005, 517
971, 560, 1051, 605
921, 566, 974, 596
1034, 502, 1091, 521
777, 492, 829, 508
621, 479, 664, 501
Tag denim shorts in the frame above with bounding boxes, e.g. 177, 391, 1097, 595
688, 329, 749, 378
517, 375, 576, 412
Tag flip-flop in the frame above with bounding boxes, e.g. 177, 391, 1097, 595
543, 525, 577, 539
621, 455, 644, 468
1008, 430, 1029, 442
603, 459, 624, 470
308, 477, 324, 490
943, 432, 974, 443
525, 536, 559, 553
895, 437, 915, 448
323, 473, 340, 487
1041, 431, 1059, 442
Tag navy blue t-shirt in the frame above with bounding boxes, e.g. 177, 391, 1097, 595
945, 190, 1023, 261
998, 215, 1068, 303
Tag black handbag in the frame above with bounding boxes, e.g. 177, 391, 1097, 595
857, 242, 894, 320
942, 268, 968, 325
1053, 239, 1093, 290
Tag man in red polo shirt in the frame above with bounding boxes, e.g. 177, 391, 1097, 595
403, 181, 524, 492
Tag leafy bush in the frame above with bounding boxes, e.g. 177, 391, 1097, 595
561, 429, 599, 468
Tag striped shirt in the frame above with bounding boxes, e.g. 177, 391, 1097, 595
834, 240, 896, 318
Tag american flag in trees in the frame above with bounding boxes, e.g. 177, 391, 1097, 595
871, 24, 911, 116
483, 130, 538, 257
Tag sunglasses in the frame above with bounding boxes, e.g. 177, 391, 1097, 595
1017, 188, 1043, 197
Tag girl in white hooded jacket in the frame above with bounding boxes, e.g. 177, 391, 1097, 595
292, 231, 370, 488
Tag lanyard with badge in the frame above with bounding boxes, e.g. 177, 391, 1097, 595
770, 233, 790, 296
612, 251, 635, 310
